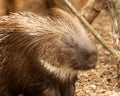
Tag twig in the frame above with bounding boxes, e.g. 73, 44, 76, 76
64, 0, 120, 60
80, 0, 107, 23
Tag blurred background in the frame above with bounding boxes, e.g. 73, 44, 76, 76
0, 0, 88, 16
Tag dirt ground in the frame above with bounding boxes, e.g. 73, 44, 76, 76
75, 10, 120, 96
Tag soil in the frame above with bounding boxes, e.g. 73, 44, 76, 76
75, 10, 120, 96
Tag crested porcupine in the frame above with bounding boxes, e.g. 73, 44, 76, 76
0, 8, 98, 96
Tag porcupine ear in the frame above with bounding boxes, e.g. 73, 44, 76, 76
47, 8, 74, 20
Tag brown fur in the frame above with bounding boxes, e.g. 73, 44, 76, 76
0, 8, 98, 96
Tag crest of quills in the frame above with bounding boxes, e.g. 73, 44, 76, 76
0, 8, 98, 96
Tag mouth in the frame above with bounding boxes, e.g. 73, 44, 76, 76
81, 64, 96, 70
71, 62, 96, 70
